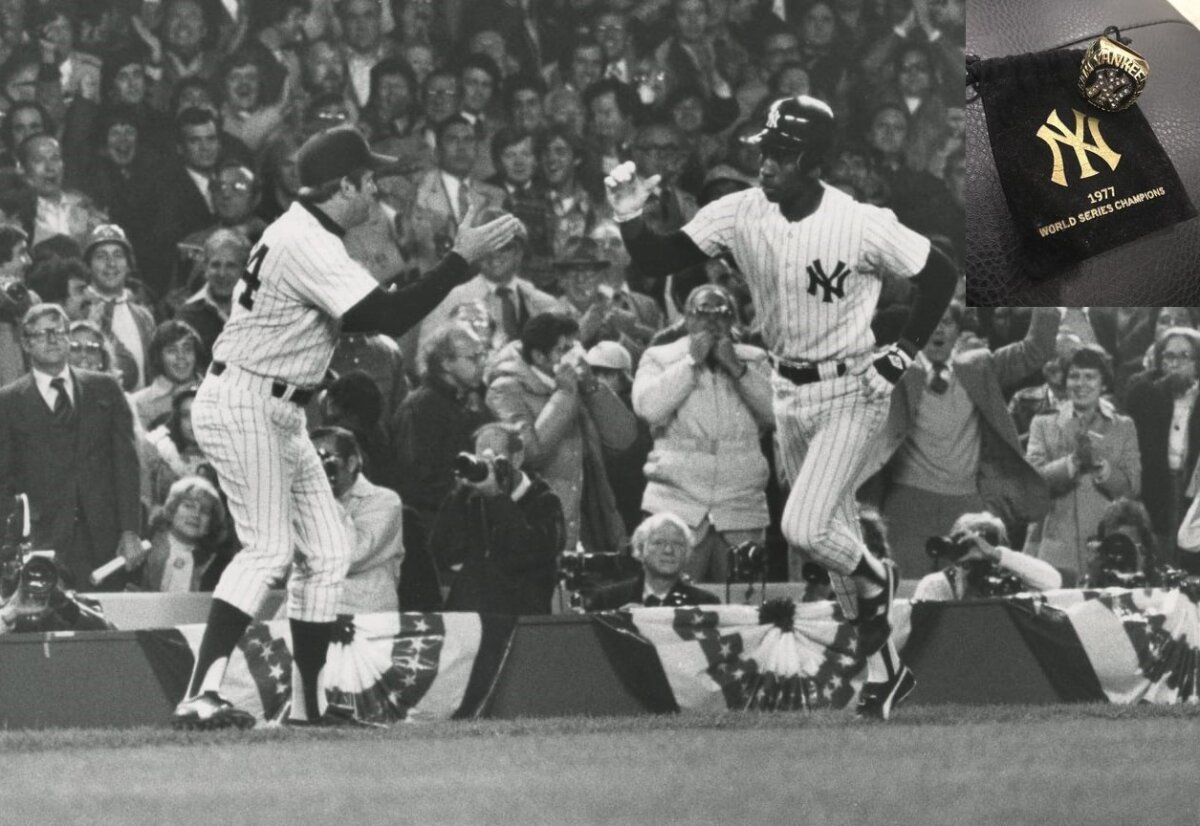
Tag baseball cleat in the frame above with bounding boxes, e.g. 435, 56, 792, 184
854, 559, 897, 658
172, 691, 256, 731
856, 663, 916, 721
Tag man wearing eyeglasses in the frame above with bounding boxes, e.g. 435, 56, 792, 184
588, 513, 720, 610
0, 303, 144, 592
632, 285, 773, 583
175, 162, 266, 290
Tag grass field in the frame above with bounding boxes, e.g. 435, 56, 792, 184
4, 704, 1200, 826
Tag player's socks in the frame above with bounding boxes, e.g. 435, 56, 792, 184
866, 639, 900, 682
852, 553, 887, 599
186, 598, 253, 698
290, 619, 334, 721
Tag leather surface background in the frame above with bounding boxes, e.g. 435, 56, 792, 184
967, 0, 1200, 306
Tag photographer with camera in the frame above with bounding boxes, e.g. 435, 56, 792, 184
0, 496, 111, 634
633, 283, 773, 583
914, 511, 1062, 601
429, 422, 565, 615
1025, 346, 1141, 583
1086, 498, 1158, 588
588, 513, 721, 610
310, 426, 404, 615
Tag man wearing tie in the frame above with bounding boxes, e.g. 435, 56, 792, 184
588, 512, 720, 610
418, 208, 558, 354
869, 304, 1060, 574
0, 304, 144, 591
410, 116, 507, 272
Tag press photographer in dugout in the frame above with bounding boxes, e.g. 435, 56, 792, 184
913, 511, 1062, 601
0, 495, 111, 634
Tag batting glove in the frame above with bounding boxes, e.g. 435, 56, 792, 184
859, 343, 913, 402
604, 161, 662, 223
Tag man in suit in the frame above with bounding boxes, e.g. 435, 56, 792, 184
409, 115, 508, 272
418, 208, 558, 354
869, 303, 1060, 575
0, 303, 144, 591
339, 0, 398, 108
589, 512, 721, 610
148, 108, 222, 297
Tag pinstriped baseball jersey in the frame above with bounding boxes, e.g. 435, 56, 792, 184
212, 201, 379, 386
682, 183, 931, 362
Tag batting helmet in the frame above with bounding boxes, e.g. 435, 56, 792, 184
744, 95, 835, 168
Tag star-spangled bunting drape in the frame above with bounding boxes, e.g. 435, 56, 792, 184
154, 588, 1200, 725
1023, 588, 1200, 704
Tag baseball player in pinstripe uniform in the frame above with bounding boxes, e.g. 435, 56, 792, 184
606, 96, 958, 720
173, 127, 521, 729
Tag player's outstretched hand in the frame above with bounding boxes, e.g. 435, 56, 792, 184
604, 161, 662, 223
856, 343, 913, 402
451, 202, 523, 264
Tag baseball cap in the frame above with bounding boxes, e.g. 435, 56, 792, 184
585, 340, 632, 374
296, 127, 398, 197
84, 224, 134, 265
744, 95, 835, 152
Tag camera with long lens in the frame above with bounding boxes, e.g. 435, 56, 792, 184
728, 541, 766, 582
0, 280, 31, 322
1089, 533, 1147, 588
0, 494, 60, 606
963, 560, 1025, 598
558, 550, 630, 611
726, 541, 768, 605
925, 534, 974, 562
453, 452, 512, 490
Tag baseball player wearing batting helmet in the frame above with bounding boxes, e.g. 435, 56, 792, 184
172, 127, 522, 729
605, 95, 958, 720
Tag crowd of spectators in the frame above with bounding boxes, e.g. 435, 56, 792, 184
0, 0, 1094, 618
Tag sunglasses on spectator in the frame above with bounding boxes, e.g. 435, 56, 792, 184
70, 340, 104, 353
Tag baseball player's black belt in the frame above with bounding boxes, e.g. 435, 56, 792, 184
774, 359, 848, 386
210, 361, 316, 406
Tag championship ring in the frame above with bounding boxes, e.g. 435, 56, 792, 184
1078, 34, 1149, 112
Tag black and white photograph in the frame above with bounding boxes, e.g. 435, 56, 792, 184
0, 0, 1197, 823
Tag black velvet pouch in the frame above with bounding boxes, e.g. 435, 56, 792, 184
972, 47, 1196, 277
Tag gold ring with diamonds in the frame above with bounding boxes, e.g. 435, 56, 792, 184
1078, 35, 1149, 112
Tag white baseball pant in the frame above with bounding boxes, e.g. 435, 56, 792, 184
192, 371, 350, 623
772, 371, 890, 618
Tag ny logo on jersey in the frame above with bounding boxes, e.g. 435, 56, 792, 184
766, 102, 781, 130
1035, 108, 1121, 187
806, 259, 850, 303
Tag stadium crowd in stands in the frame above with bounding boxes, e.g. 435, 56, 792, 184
24, 0, 1180, 617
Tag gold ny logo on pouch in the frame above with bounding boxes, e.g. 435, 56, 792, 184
1035, 108, 1121, 187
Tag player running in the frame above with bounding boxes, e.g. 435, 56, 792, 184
173, 127, 521, 729
605, 96, 957, 720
